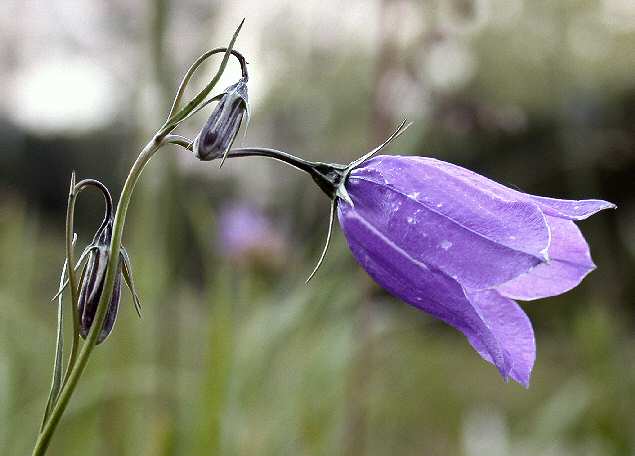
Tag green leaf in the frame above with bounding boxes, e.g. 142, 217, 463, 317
41, 259, 68, 429
121, 247, 142, 318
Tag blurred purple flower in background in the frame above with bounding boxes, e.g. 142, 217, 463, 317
338, 155, 615, 387
217, 202, 286, 267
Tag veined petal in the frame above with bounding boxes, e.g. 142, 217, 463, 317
347, 156, 550, 290
465, 289, 535, 387
418, 157, 616, 220
525, 195, 615, 220
98, 260, 122, 344
338, 205, 535, 385
496, 216, 595, 300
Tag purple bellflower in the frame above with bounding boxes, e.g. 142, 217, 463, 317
338, 155, 613, 386
217, 202, 287, 266
226, 121, 615, 387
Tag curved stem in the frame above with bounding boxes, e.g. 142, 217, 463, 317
60, 178, 113, 384
63, 174, 80, 387
74, 179, 114, 242
163, 20, 245, 129
170, 93, 224, 131
305, 198, 337, 284
227, 148, 347, 199
226, 147, 328, 174
32, 137, 162, 456
167, 48, 248, 121
164, 134, 193, 150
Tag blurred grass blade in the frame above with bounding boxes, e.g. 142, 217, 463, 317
41, 233, 79, 427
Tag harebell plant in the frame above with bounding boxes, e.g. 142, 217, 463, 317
35, 19, 615, 455
33, 21, 249, 455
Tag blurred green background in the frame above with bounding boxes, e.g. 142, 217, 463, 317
1, 0, 634, 455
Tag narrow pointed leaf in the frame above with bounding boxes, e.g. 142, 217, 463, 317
50, 245, 99, 303
41, 259, 68, 427
121, 248, 142, 318
306, 199, 337, 284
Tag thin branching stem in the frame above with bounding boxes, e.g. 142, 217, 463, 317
225, 147, 328, 174
164, 134, 193, 149
32, 138, 162, 456
167, 48, 247, 121
33, 20, 245, 455
62, 173, 79, 388
163, 19, 245, 130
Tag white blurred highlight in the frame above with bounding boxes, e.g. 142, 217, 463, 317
462, 406, 509, 456
425, 39, 477, 91
8, 57, 118, 134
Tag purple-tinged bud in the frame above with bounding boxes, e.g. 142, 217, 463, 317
77, 218, 123, 344
52, 179, 141, 345
193, 77, 249, 161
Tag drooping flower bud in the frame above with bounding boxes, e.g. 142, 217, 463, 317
73, 184, 142, 345
193, 77, 249, 162
77, 218, 121, 344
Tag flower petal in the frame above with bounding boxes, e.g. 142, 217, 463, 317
418, 157, 616, 220
347, 156, 550, 289
338, 204, 534, 385
465, 289, 535, 387
525, 195, 616, 220
496, 216, 595, 300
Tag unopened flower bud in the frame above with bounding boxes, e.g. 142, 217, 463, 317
77, 218, 123, 344
193, 77, 249, 161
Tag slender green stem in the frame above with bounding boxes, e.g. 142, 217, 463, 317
166, 47, 248, 121
33, 20, 245, 453
164, 134, 192, 149
225, 147, 321, 174
40, 249, 69, 429
162, 19, 244, 130
32, 137, 162, 456
227, 148, 347, 199
62, 175, 80, 388
167, 141, 348, 198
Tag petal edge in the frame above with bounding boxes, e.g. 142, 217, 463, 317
496, 216, 596, 300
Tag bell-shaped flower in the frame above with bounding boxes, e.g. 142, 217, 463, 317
338, 154, 614, 386
220, 122, 615, 387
